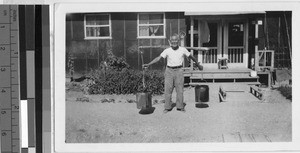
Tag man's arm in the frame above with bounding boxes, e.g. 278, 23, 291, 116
143, 56, 162, 68
188, 55, 203, 70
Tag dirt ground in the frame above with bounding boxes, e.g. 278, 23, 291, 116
65, 83, 292, 143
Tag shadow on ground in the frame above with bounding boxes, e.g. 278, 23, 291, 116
139, 107, 156, 114
195, 103, 209, 108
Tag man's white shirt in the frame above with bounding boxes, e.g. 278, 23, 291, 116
160, 46, 190, 67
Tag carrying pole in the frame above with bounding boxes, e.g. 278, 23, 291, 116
140, 51, 145, 89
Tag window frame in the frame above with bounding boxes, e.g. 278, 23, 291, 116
137, 13, 166, 39
84, 13, 112, 39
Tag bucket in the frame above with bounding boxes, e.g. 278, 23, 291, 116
136, 51, 153, 109
195, 85, 209, 102
136, 92, 152, 109
250, 70, 257, 77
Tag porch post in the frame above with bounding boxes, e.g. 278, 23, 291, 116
198, 20, 202, 64
244, 20, 249, 69
190, 16, 194, 70
255, 20, 259, 71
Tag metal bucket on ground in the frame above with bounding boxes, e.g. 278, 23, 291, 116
136, 50, 152, 109
195, 85, 209, 102
136, 92, 152, 109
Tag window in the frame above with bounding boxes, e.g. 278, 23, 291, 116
84, 14, 111, 39
138, 13, 165, 38
228, 22, 244, 46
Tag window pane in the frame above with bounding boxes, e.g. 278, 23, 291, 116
86, 27, 100, 37
86, 15, 97, 25
228, 22, 244, 46
86, 14, 109, 25
86, 27, 91, 36
139, 26, 149, 36
139, 25, 164, 37
149, 14, 163, 24
149, 25, 163, 36
98, 15, 109, 25
139, 14, 149, 24
100, 27, 110, 36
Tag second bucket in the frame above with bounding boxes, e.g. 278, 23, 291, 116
195, 85, 209, 102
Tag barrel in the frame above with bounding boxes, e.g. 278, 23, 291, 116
136, 92, 152, 109
195, 85, 209, 102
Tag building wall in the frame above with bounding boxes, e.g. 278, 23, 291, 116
66, 11, 292, 77
66, 12, 186, 76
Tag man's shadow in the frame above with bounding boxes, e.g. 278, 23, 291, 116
138, 102, 187, 114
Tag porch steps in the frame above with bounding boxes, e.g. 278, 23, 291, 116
190, 74, 257, 79
189, 82, 261, 86
184, 68, 260, 85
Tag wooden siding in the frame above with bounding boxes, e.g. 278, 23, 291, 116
66, 11, 291, 76
66, 12, 186, 75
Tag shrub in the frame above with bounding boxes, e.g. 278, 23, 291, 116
277, 85, 292, 100
66, 51, 74, 79
105, 48, 130, 71
86, 69, 164, 95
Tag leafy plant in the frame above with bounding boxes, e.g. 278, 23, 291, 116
105, 47, 130, 71
86, 69, 164, 95
66, 51, 75, 80
277, 85, 292, 100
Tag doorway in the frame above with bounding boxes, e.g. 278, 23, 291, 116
195, 18, 248, 69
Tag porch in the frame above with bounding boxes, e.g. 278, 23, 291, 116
181, 47, 274, 87
183, 12, 276, 87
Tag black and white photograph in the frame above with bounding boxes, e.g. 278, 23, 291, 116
65, 10, 292, 142
53, 1, 299, 152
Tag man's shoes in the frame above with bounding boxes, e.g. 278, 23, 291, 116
177, 108, 186, 112
163, 109, 172, 114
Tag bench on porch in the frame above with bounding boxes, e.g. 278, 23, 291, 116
218, 57, 228, 69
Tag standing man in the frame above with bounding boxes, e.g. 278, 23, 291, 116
143, 34, 202, 113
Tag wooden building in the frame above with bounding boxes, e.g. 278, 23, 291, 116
66, 11, 291, 86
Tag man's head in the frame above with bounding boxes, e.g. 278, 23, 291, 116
170, 35, 179, 50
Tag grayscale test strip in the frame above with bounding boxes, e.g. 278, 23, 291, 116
0, 5, 20, 153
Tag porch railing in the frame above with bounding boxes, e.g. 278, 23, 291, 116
201, 47, 218, 64
228, 46, 244, 63
199, 47, 244, 64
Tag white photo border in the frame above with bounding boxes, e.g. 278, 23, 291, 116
54, 1, 300, 152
